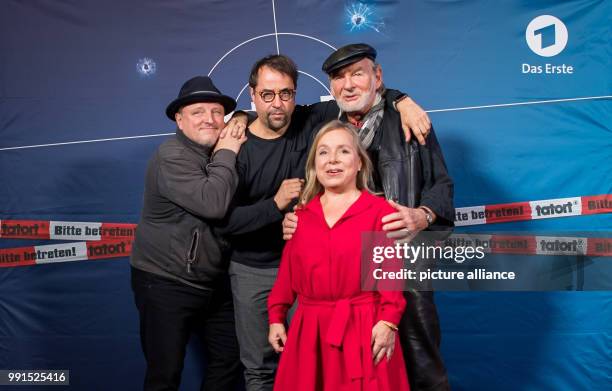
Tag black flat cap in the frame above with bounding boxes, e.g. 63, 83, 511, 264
166, 76, 236, 121
322, 43, 377, 75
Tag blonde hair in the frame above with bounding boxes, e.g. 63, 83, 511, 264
300, 120, 373, 205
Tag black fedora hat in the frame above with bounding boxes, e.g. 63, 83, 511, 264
322, 43, 377, 75
166, 76, 237, 121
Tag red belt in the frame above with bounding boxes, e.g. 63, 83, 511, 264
300, 293, 378, 381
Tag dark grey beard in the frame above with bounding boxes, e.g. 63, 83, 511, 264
266, 113, 289, 131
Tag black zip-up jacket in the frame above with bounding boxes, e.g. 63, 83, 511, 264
130, 129, 238, 290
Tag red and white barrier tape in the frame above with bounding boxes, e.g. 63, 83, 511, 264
0, 194, 609, 267
0, 235, 609, 269
0, 239, 133, 268
454, 194, 611, 226
443, 234, 612, 257
0, 195, 609, 241
0, 220, 136, 240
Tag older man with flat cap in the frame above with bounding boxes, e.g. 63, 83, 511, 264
130, 76, 247, 391
283, 43, 454, 391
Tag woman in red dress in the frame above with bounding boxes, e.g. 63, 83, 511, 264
268, 120, 410, 391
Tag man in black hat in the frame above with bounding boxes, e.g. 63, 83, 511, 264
130, 76, 247, 391
283, 44, 454, 391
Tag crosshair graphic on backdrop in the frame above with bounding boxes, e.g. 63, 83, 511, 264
207, 1, 387, 110
207, 1, 344, 109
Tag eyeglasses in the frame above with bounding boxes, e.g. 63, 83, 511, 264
257, 89, 296, 103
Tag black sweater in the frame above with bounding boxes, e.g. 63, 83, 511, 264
218, 104, 320, 268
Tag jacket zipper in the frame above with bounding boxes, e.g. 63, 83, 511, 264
407, 141, 415, 207
187, 230, 199, 274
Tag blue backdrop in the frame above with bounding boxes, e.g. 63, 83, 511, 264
1, 1, 611, 390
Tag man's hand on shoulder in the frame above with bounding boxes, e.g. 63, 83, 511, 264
282, 211, 299, 241
215, 119, 247, 154
396, 96, 431, 145
227, 111, 250, 129
381, 200, 433, 240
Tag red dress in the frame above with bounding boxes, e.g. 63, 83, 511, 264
268, 191, 410, 391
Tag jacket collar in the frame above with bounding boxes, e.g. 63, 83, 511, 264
175, 128, 213, 156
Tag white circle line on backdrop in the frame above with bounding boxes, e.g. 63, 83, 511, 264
3, 96, 610, 151
208, 32, 337, 76
271, 0, 280, 54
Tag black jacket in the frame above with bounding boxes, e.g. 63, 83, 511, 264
130, 129, 238, 290
369, 100, 454, 232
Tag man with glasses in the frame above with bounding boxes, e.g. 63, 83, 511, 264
217, 55, 304, 391
218, 54, 431, 391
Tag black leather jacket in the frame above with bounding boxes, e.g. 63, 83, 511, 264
367, 98, 454, 233
367, 97, 454, 391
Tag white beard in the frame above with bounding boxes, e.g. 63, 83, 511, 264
335, 87, 376, 114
